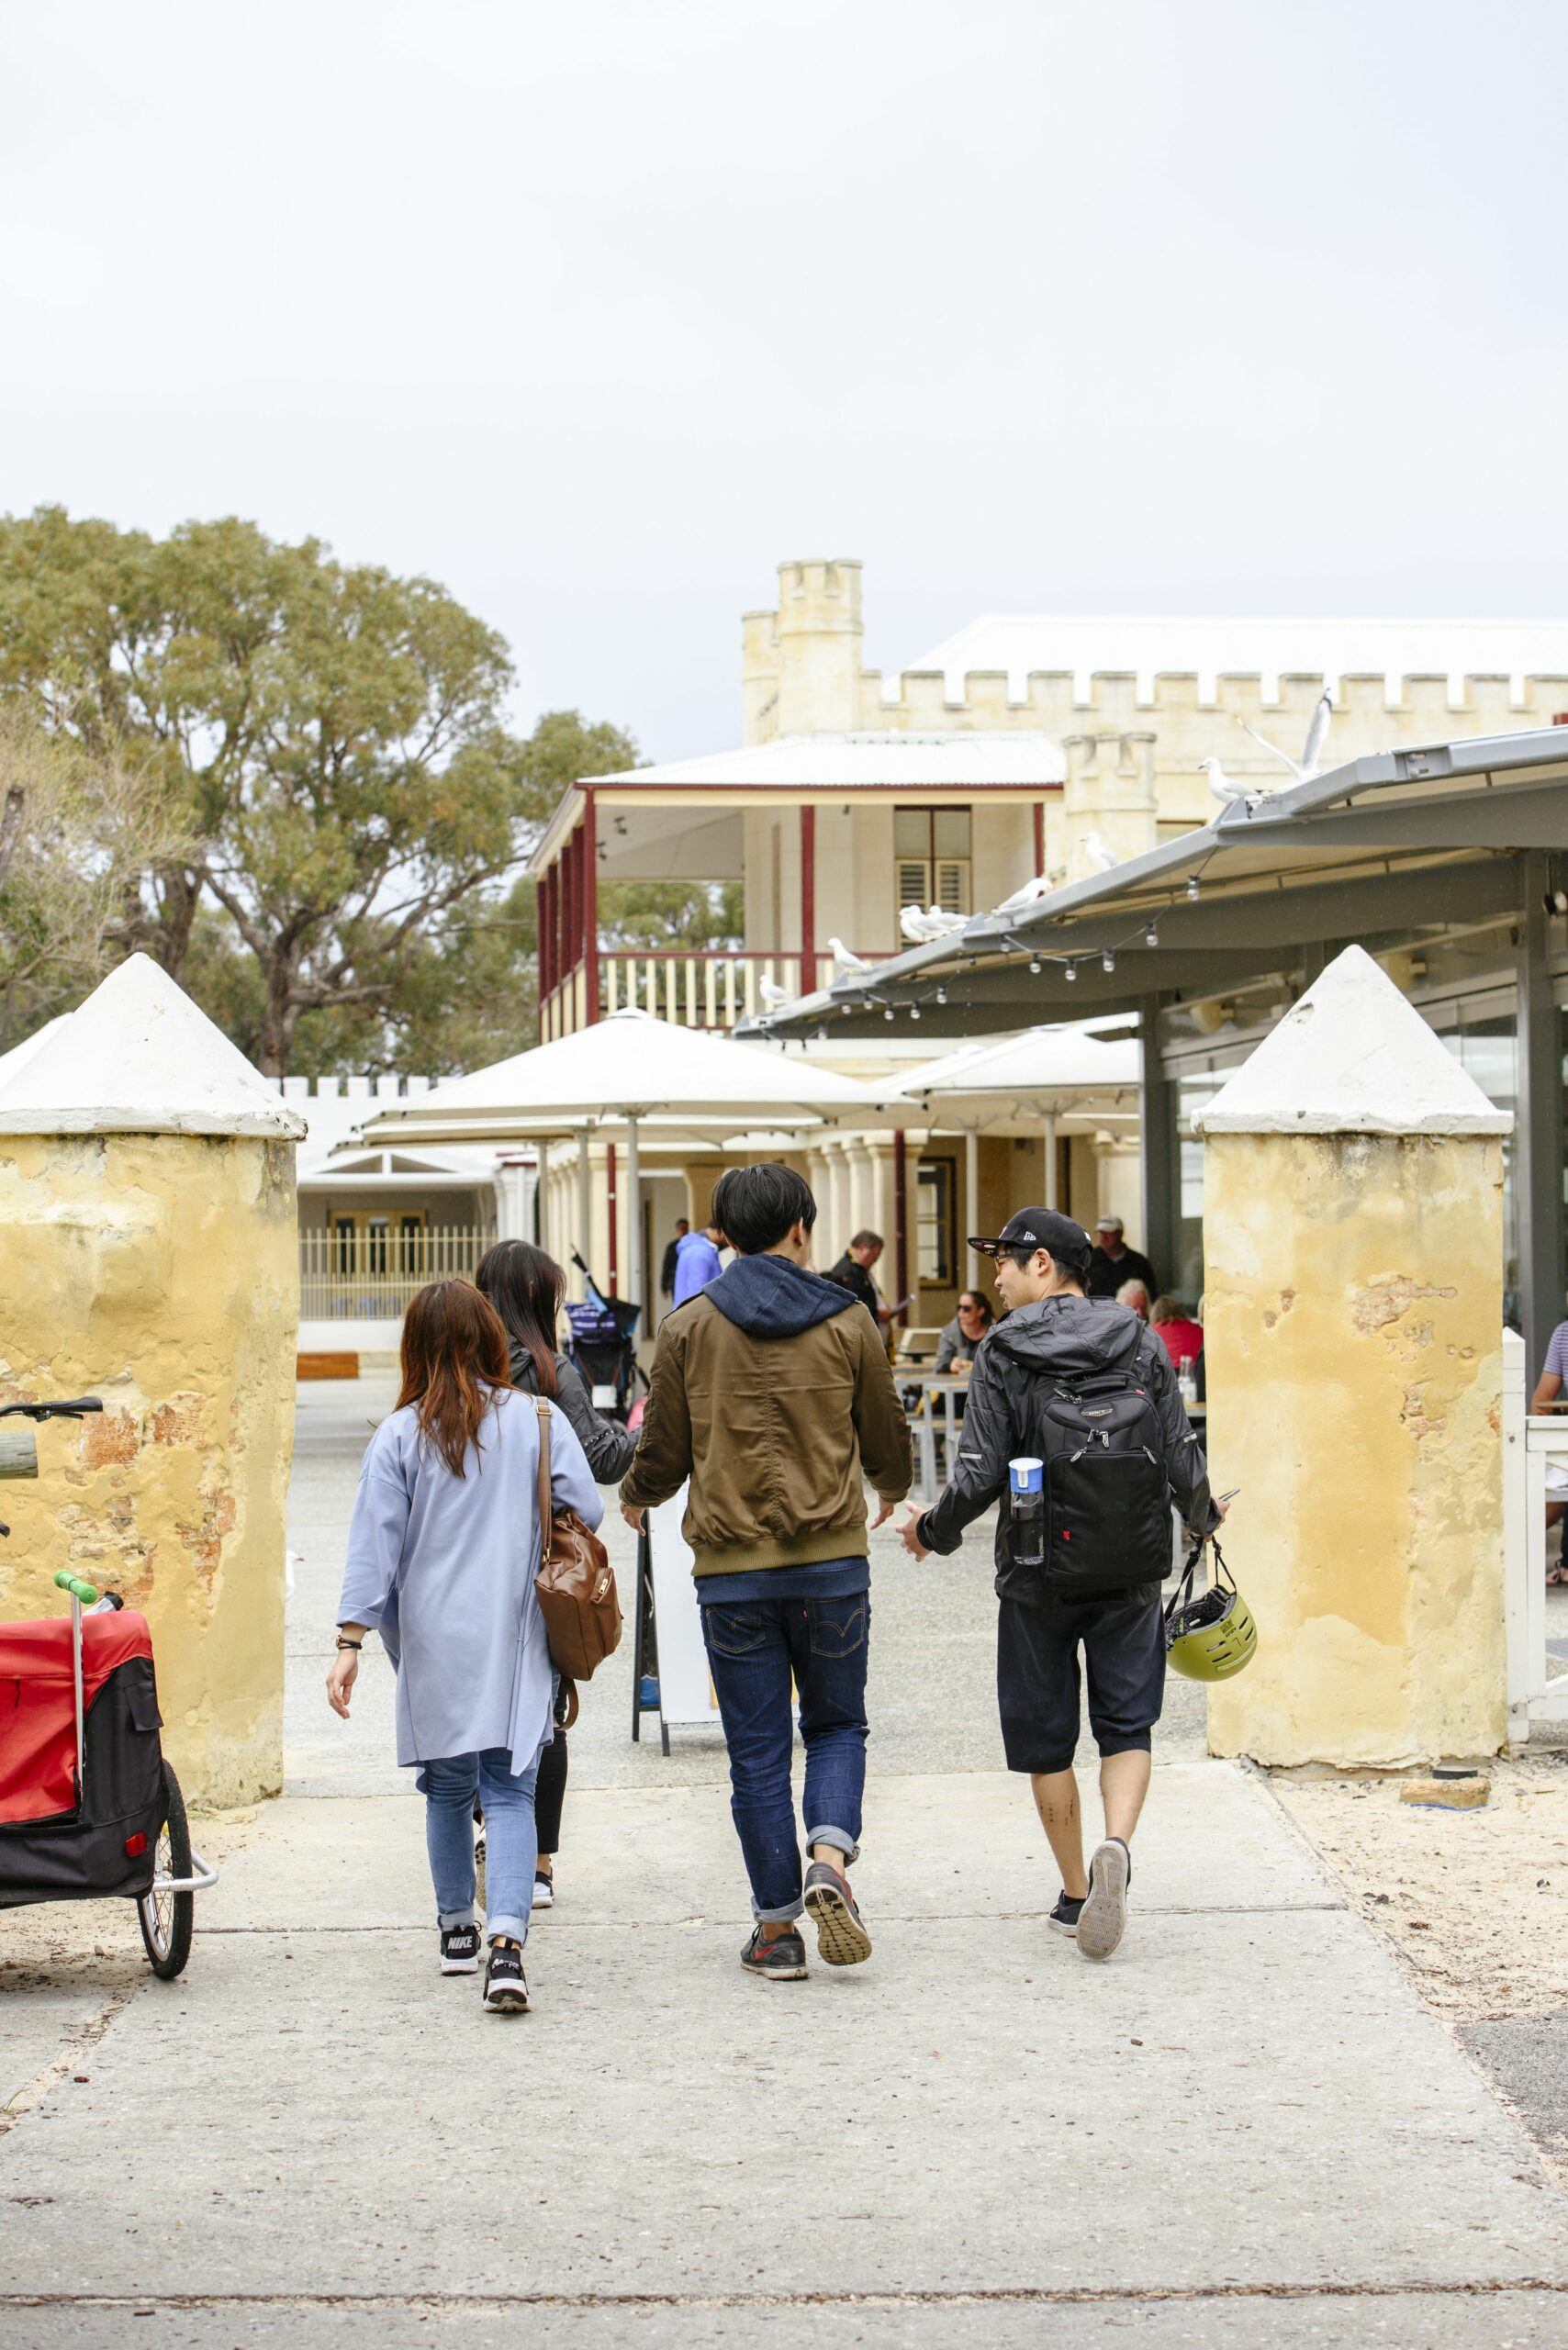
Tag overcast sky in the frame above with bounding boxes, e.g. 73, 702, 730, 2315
1, 0, 1562, 758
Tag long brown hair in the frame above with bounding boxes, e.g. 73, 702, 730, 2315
474, 1238, 562, 1399
397, 1280, 512, 1477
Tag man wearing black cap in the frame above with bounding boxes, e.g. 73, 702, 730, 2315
901, 1207, 1218, 1963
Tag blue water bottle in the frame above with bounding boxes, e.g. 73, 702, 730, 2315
1008, 1456, 1046, 1568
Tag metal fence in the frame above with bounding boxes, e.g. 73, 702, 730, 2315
298, 1225, 495, 1323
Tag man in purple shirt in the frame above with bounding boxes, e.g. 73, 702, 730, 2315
672, 1221, 723, 1306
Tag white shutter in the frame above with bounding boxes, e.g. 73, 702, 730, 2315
897, 858, 932, 911
935, 859, 970, 915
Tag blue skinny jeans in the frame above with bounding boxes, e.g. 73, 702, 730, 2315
419, 1745, 540, 1946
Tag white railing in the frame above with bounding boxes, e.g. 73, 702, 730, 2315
299, 1225, 495, 1324
1502, 1327, 1568, 1739
600, 953, 805, 1029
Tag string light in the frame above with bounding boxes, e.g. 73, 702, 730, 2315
1029, 953, 1042, 975
909, 1005, 921, 1021
935, 985, 947, 1006
1187, 874, 1201, 901
1064, 960, 1077, 982
1144, 920, 1159, 947
1102, 949, 1116, 974
884, 1005, 895, 1022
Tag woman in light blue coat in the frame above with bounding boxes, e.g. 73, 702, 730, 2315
327, 1279, 602, 2014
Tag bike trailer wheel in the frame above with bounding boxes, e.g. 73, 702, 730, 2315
137, 1759, 195, 1981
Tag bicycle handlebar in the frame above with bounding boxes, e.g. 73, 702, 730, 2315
53, 1570, 100, 1604
0, 1397, 104, 1422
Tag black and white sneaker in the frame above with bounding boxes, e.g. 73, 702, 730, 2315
1078, 1839, 1131, 1962
531, 1868, 554, 1910
484, 1942, 531, 2012
1047, 1892, 1085, 1937
440, 1921, 481, 1975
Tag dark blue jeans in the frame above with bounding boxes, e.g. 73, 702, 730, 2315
700, 1593, 870, 1923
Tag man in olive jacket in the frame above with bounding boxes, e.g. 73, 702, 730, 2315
621, 1162, 912, 1981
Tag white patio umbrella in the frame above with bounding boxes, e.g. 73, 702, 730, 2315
904, 1022, 1142, 1281
363, 1009, 915, 1317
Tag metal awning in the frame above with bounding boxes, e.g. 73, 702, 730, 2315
742, 722, 1568, 1039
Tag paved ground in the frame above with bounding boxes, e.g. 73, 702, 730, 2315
6, 1377, 1568, 2347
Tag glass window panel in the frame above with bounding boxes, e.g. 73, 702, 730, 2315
932, 809, 971, 859
894, 810, 931, 858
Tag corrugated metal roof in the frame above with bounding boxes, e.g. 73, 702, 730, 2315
580, 731, 1065, 791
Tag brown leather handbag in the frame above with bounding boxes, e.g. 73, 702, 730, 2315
532, 1398, 622, 1723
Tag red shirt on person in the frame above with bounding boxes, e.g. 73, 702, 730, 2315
1152, 1316, 1204, 1368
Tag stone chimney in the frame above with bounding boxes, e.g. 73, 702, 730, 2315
771, 559, 864, 737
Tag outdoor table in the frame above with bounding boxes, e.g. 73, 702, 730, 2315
902, 1370, 972, 1504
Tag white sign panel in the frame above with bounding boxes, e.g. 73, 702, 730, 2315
647, 1484, 721, 1729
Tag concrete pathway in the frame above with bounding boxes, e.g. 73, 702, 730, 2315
5, 1380, 1568, 2346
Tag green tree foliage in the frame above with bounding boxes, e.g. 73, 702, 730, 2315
0, 705, 190, 1049
596, 880, 745, 952
0, 509, 633, 1076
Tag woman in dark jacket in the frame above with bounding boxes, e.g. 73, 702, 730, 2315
475, 1240, 637, 1908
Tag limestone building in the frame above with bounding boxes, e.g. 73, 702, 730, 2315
527, 560, 1568, 1332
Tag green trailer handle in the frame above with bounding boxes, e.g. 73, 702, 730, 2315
53, 1570, 100, 1605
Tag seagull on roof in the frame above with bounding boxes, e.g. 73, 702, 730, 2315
1235, 688, 1333, 783
1200, 755, 1270, 811
900, 903, 969, 944
995, 870, 1053, 916
828, 936, 871, 970
1081, 831, 1119, 873
758, 978, 798, 1008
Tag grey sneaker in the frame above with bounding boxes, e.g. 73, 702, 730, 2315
802, 1860, 873, 1966
740, 1926, 808, 1980
1078, 1839, 1130, 1962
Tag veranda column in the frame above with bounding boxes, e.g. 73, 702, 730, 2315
1196, 946, 1511, 1766
0, 956, 303, 1805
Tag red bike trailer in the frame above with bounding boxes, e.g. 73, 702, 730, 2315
0, 1400, 216, 1978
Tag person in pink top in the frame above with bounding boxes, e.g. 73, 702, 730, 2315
1148, 1296, 1204, 1371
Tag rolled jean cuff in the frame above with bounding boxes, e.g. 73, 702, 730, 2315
805, 1824, 860, 1863
437, 1906, 476, 1930
754, 1897, 805, 1926
485, 1911, 531, 1947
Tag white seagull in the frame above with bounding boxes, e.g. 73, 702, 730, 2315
827, 936, 871, 970
1200, 755, 1270, 811
1081, 830, 1119, 873
900, 902, 969, 944
757, 978, 797, 1008
1236, 688, 1334, 784
995, 871, 1053, 916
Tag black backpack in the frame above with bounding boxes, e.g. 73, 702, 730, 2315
1005, 1368, 1172, 1597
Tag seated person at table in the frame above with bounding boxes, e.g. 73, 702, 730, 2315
934, 1290, 993, 1372
1149, 1295, 1204, 1373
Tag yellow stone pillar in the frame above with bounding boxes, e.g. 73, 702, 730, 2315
0, 955, 304, 1805
1196, 946, 1511, 1766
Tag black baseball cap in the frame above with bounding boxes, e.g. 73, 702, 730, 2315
969, 1208, 1092, 1262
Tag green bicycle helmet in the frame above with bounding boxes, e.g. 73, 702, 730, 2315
1164, 1538, 1257, 1682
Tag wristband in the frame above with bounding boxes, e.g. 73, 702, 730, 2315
334, 1636, 363, 1652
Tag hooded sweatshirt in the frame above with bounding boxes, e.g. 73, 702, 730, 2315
917, 1292, 1214, 1581
621, 1250, 913, 1585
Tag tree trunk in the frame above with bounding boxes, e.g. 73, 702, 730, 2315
254, 961, 299, 1079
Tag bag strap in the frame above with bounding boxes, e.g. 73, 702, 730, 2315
533, 1397, 554, 1563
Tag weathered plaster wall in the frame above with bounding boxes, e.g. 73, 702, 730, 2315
1204, 1130, 1506, 1766
0, 1131, 297, 1804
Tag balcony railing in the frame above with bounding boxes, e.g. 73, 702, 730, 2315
299, 1225, 495, 1323
542, 948, 885, 1038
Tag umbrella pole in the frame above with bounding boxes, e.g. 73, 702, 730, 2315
576, 1128, 592, 1301
626, 1114, 642, 1335
966, 1128, 981, 1287
1044, 1110, 1058, 1211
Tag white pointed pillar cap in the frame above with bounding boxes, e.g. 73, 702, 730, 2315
0, 954, 308, 1139
1193, 945, 1512, 1138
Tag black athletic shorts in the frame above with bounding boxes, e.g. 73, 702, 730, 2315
996, 1583, 1165, 1775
